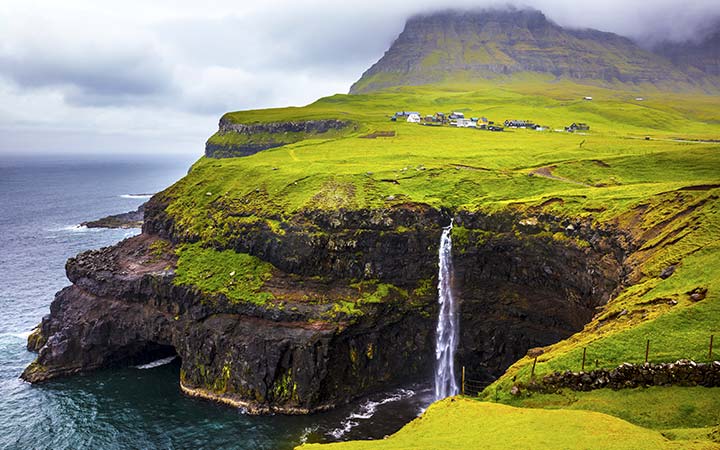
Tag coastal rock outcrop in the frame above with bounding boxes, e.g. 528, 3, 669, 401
22, 233, 436, 414
24, 199, 631, 413
81, 202, 146, 229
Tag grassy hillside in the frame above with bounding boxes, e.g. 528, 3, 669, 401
156, 81, 720, 447
169, 82, 720, 229
297, 398, 715, 449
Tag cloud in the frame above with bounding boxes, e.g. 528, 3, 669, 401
0, 0, 718, 155
1, 51, 173, 107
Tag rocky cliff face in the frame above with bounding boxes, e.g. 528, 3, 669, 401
350, 8, 701, 94
22, 233, 437, 414
205, 118, 353, 159
23, 197, 632, 413
655, 25, 720, 79
452, 211, 629, 381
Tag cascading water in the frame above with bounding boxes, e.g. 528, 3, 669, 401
434, 220, 459, 400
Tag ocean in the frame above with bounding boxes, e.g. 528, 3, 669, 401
0, 154, 431, 450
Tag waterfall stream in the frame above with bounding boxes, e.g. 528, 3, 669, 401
434, 221, 459, 400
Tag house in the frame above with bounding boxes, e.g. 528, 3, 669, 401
394, 111, 420, 118
449, 111, 465, 120
456, 118, 476, 128
566, 122, 590, 132
407, 113, 421, 123
423, 115, 442, 126
504, 120, 536, 129
635, 97, 645, 101
584, 96, 593, 101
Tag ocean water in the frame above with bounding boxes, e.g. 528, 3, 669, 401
0, 154, 431, 450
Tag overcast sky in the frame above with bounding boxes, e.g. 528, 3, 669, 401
1, 0, 718, 156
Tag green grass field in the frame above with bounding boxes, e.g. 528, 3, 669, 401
157, 81, 720, 448
505, 386, 720, 431
297, 398, 717, 449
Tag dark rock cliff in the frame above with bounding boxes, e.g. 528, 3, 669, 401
452, 211, 629, 382
22, 233, 437, 414
23, 196, 632, 413
205, 118, 353, 159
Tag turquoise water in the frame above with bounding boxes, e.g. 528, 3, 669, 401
0, 155, 431, 450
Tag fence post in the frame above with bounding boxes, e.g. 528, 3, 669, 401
581, 347, 587, 372
710, 335, 714, 360
531, 356, 538, 380
645, 339, 650, 364
461, 366, 465, 396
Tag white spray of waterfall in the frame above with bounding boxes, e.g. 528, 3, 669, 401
434, 220, 459, 400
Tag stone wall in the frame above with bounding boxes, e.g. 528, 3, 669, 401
517, 360, 720, 394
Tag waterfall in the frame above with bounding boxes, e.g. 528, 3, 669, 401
434, 220, 459, 400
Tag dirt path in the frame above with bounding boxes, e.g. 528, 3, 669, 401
627, 136, 720, 144
529, 166, 593, 187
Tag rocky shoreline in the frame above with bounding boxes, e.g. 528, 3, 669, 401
81, 202, 146, 229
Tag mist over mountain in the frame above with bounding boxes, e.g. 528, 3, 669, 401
655, 24, 720, 78
350, 8, 720, 94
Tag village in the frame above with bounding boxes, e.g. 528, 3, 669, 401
391, 110, 590, 133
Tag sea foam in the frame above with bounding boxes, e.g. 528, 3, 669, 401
327, 388, 415, 439
120, 194, 153, 199
134, 356, 176, 369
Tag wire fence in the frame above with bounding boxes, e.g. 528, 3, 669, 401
459, 334, 717, 396
526, 335, 717, 379
463, 378, 488, 397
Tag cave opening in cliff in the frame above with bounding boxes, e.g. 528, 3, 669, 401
120, 341, 178, 369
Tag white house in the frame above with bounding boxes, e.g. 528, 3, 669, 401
456, 118, 476, 128
406, 113, 421, 123
583, 96, 593, 101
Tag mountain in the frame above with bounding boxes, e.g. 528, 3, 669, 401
655, 25, 720, 78
350, 8, 701, 94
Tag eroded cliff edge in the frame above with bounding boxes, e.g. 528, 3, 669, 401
21, 193, 630, 414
